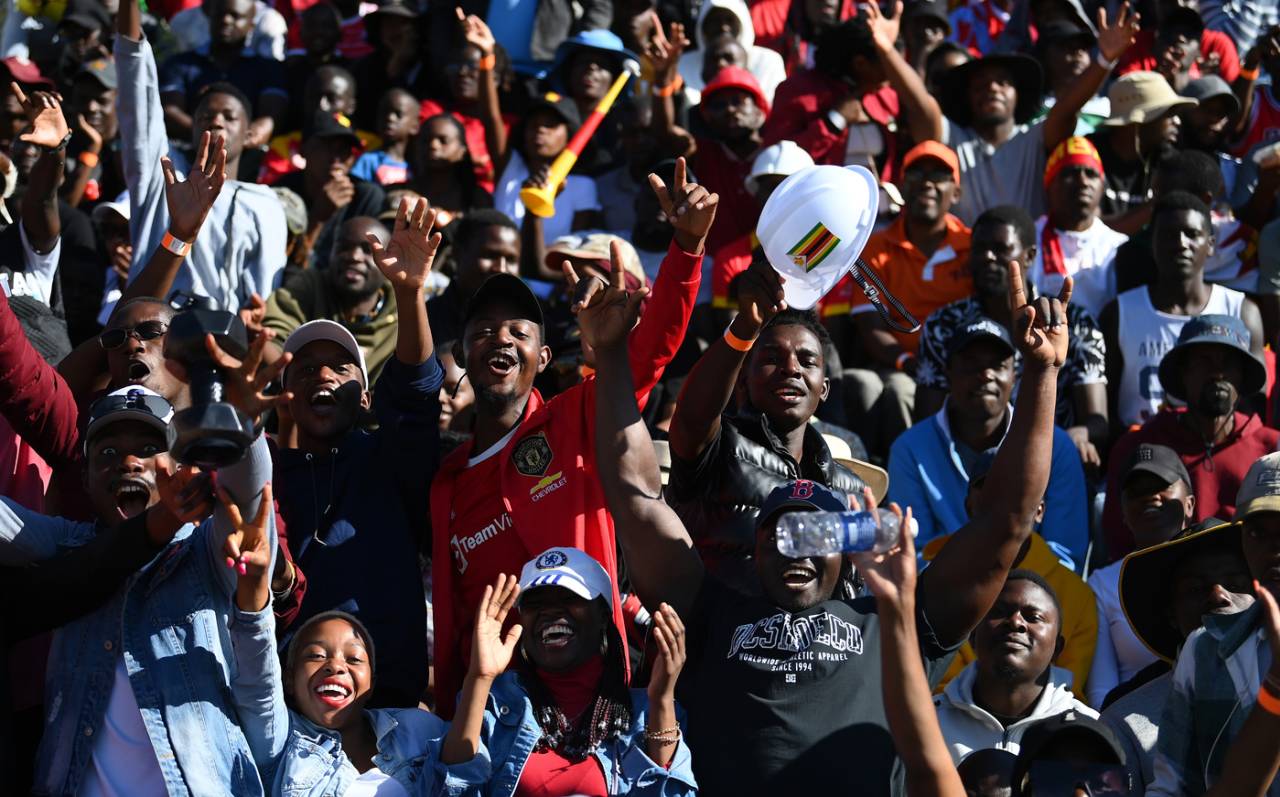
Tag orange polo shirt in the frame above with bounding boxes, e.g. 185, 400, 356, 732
820, 213, 972, 353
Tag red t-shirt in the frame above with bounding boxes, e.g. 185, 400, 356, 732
692, 138, 759, 306
448, 438, 530, 668
1233, 85, 1280, 157
1116, 29, 1241, 83
418, 100, 500, 193
516, 657, 608, 797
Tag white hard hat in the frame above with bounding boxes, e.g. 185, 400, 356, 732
757, 164, 879, 310
745, 141, 815, 195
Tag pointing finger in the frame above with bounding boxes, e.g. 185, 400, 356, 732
674, 156, 686, 192
1057, 273, 1074, 307
608, 241, 626, 291
647, 173, 674, 217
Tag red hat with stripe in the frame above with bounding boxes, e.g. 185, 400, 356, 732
1044, 136, 1104, 189
701, 66, 770, 116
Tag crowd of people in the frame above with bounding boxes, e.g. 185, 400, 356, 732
7, 0, 1280, 793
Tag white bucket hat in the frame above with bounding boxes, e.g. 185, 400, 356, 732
745, 141, 815, 195
757, 164, 880, 310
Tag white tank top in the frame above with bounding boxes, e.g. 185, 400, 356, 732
1116, 283, 1245, 427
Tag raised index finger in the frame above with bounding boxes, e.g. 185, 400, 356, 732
1007, 258, 1028, 313
1057, 273, 1074, 307
674, 156, 686, 192
647, 172, 674, 217
10, 81, 27, 110
608, 241, 626, 291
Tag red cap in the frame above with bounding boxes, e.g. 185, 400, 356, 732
1, 57, 48, 87
701, 66, 770, 117
902, 140, 960, 186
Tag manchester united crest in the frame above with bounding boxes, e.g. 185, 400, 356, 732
512, 434, 553, 477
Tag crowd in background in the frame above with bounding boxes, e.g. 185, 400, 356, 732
6, 0, 1280, 794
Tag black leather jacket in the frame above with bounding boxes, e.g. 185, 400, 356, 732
666, 413, 866, 593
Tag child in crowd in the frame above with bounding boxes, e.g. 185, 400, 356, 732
350, 87, 419, 186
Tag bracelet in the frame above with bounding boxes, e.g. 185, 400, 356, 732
478, 52, 496, 71
1259, 685, 1280, 716
644, 725, 681, 744
271, 559, 298, 600
1094, 51, 1118, 70
78, 150, 99, 168
894, 352, 913, 371
1241, 65, 1262, 81
723, 324, 755, 352
161, 230, 193, 258
652, 75, 683, 98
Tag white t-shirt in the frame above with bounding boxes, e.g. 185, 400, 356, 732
1030, 216, 1128, 318
345, 767, 413, 797
1087, 559, 1159, 707
80, 657, 167, 797
493, 151, 601, 245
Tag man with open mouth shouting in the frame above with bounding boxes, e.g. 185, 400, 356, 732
595, 254, 1070, 796
430, 157, 716, 717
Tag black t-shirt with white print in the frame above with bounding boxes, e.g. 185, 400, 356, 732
679, 576, 958, 796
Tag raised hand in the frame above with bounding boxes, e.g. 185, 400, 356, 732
162, 130, 227, 242
1096, 3, 1141, 63
367, 197, 443, 294
645, 21, 689, 82
647, 156, 718, 254
456, 7, 495, 55
647, 603, 687, 702
864, 0, 902, 53
13, 82, 68, 149
154, 454, 215, 530
849, 487, 918, 610
469, 574, 523, 681
204, 329, 293, 423
221, 482, 273, 577
567, 240, 649, 352
238, 293, 267, 338
76, 112, 102, 155
734, 253, 787, 336
314, 166, 355, 222
1008, 259, 1070, 369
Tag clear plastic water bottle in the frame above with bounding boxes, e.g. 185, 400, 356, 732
775, 510, 917, 557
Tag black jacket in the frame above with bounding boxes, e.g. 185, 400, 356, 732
667, 413, 866, 594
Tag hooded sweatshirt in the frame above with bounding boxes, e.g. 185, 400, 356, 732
935, 662, 1097, 765
677, 0, 787, 103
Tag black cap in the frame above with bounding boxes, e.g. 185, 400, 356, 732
522, 95, 583, 136
1123, 443, 1192, 490
76, 57, 117, 90
1012, 711, 1134, 796
1182, 75, 1240, 114
1161, 5, 1205, 37
463, 273, 545, 330
1036, 20, 1097, 46
367, 0, 418, 19
60, 0, 111, 31
946, 317, 1015, 364
903, 0, 951, 33
757, 479, 850, 528
303, 110, 361, 145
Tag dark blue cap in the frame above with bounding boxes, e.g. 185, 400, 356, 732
946, 317, 1015, 364
757, 479, 850, 527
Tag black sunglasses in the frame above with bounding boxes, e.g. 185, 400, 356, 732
98, 320, 169, 350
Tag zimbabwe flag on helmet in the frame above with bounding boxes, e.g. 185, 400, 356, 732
787, 222, 841, 272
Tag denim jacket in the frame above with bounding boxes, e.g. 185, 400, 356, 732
226, 602, 487, 797
31, 434, 276, 796
475, 672, 697, 796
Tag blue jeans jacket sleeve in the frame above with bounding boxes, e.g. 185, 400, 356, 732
207, 433, 278, 596
0, 495, 96, 565
229, 605, 291, 773
624, 692, 697, 796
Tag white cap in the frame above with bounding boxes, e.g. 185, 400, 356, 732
92, 199, 131, 226
745, 141, 814, 194
756, 164, 880, 310
518, 547, 614, 609
283, 319, 369, 386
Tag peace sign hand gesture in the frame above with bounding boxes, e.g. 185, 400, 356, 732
221, 482, 274, 612
163, 130, 227, 242
12, 82, 68, 150
567, 240, 649, 353
1008, 259, 1071, 369
647, 156, 719, 255
368, 197, 443, 294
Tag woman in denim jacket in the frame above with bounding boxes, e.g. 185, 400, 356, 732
439, 547, 697, 796
224, 485, 484, 796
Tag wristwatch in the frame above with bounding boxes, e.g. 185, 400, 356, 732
826, 109, 848, 133
42, 129, 73, 153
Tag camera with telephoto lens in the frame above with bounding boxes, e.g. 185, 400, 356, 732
164, 294, 255, 468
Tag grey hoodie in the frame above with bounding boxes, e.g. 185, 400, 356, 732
677, 0, 787, 103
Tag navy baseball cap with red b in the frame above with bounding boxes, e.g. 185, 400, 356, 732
758, 480, 849, 528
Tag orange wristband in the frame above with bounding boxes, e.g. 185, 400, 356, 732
161, 230, 192, 258
1258, 685, 1280, 716
78, 150, 99, 168
653, 75, 684, 98
724, 324, 755, 352
478, 53, 496, 71
1241, 66, 1262, 81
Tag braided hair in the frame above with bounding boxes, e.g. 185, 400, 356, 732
519, 605, 633, 761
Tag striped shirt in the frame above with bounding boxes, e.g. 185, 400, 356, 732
1201, 0, 1279, 54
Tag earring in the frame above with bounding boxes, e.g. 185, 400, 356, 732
520, 644, 531, 664
600, 634, 608, 657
